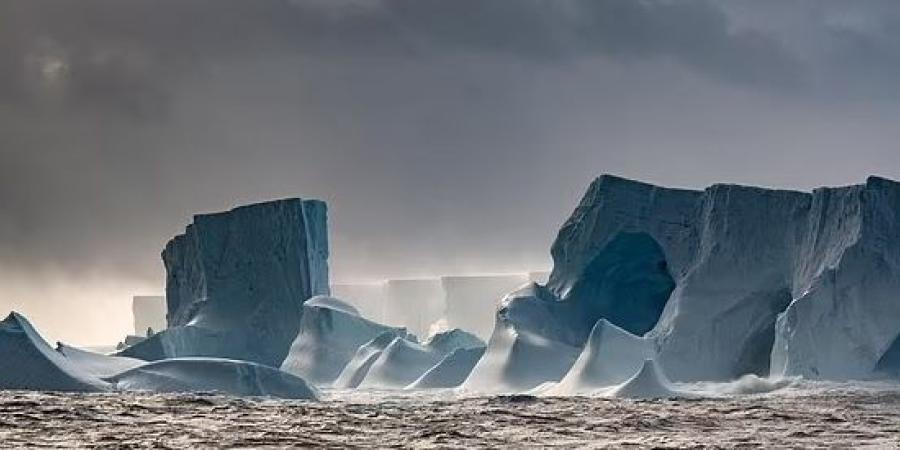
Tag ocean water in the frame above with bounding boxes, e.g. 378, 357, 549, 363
0, 382, 898, 448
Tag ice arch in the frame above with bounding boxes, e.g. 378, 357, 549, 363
565, 232, 675, 336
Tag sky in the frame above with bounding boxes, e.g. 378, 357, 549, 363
2, 0, 900, 345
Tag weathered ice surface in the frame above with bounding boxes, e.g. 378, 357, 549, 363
550, 319, 653, 395
771, 177, 900, 380
0, 312, 108, 392
356, 329, 485, 389
122, 198, 330, 367
132, 296, 166, 336
330, 282, 386, 323
280, 296, 410, 386
107, 358, 318, 400
408, 346, 486, 389
607, 359, 677, 399
383, 279, 443, 338
469, 175, 900, 391
441, 275, 529, 340
56, 344, 145, 379
333, 331, 402, 389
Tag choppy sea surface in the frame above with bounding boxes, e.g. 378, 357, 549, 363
1, 381, 899, 448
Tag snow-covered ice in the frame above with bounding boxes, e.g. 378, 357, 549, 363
0, 312, 108, 392
468, 175, 900, 393
56, 343, 145, 379
106, 358, 318, 400
549, 319, 653, 395
280, 296, 410, 386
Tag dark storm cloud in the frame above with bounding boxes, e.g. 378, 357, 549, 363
2, 0, 900, 343
0, 0, 803, 117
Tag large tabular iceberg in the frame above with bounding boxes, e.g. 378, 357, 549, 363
467, 175, 900, 392
280, 296, 410, 386
121, 198, 330, 367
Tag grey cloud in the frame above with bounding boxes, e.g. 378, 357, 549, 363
2, 0, 900, 344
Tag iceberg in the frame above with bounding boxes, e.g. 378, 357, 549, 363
408, 346, 486, 389
333, 331, 403, 389
355, 329, 484, 389
121, 198, 330, 367
0, 312, 108, 392
56, 343, 145, 379
468, 175, 900, 392
107, 358, 318, 400
550, 319, 653, 395
280, 296, 410, 385
607, 359, 676, 399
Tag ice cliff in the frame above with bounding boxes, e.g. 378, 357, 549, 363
121, 198, 330, 367
467, 175, 900, 391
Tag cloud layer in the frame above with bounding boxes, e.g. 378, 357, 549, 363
2, 0, 900, 344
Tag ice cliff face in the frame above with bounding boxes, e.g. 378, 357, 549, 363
123, 198, 330, 367
468, 175, 900, 390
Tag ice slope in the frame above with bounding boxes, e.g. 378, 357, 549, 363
280, 296, 410, 385
122, 198, 330, 367
469, 175, 900, 391
56, 343, 146, 378
408, 346, 486, 389
333, 331, 402, 388
441, 274, 530, 340
607, 359, 676, 399
0, 312, 108, 392
550, 319, 653, 395
356, 329, 484, 389
463, 284, 583, 393
357, 338, 446, 389
106, 358, 318, 400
